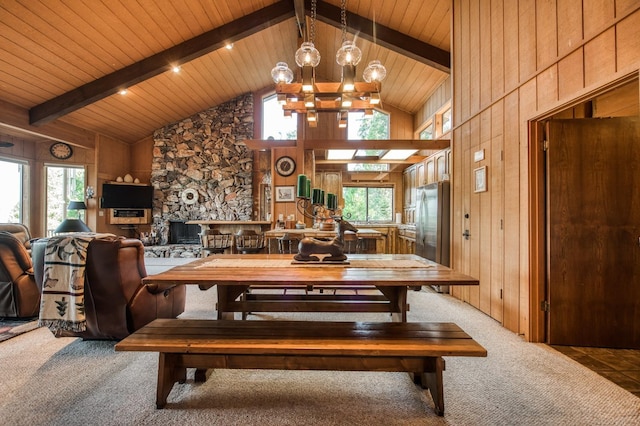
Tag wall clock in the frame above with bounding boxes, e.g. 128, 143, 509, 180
49, 142, 73, 160
275, 156, 296, 177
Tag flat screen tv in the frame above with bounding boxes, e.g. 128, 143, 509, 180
101, 183, 153, 209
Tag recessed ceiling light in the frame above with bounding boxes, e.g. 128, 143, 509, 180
172, 66, 181, 73
119, 89, 128, 95
225, 43, 234, 50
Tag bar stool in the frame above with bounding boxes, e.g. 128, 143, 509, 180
343, 231, 362, 254
201, 230, 232, 257
277, 232, 304, 254
235, 230, 265, 254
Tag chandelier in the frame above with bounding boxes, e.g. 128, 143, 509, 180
271, 0, 387, 127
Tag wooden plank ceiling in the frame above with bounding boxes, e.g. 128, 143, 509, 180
0, 0, 451, 144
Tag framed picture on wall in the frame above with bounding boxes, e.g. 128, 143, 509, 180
474, 166, 487, 193
275, 186, 295, 202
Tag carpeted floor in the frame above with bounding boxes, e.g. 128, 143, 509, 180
1, 283, 638, 425
0, 318, 38, 342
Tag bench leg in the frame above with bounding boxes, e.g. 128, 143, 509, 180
156, 353, 185, 409
415, 357, 445, 416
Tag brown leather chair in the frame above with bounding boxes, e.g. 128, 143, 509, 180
0, 232, 42, 318
32, 236, 186, 340
0, 223, 35, 255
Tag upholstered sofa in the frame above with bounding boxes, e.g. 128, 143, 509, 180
0, 232, 41, 318
32, 236, 186, 340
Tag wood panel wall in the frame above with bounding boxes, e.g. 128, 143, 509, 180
450, 0, 640, 341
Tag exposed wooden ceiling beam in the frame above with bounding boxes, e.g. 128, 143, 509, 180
311, 0, 450, 73
293, 0, 306, 38
243, 138, 449, 151
29, 0, 296, 127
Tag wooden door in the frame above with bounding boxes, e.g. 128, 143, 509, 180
547, 117, 640, 348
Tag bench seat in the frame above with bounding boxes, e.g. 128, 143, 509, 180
115, 318, 487, 416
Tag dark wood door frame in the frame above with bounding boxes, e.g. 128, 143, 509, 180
528, 72, 639, 344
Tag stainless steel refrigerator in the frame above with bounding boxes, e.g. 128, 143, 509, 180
415, 182, 451, 293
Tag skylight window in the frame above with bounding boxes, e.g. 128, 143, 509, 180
380, 150, 418, 161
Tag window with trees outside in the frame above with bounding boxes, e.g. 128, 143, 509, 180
342, 186, 393, 222
262, 94, 297, 140
344, 110, 394, 222
0, 158, 27, 223
46, 165, 85, 236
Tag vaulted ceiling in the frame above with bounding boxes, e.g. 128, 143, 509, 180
0, 0, 451, 145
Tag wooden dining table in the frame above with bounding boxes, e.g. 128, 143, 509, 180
142, 253, 479, 322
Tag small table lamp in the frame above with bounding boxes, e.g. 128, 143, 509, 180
55, 201, 91, 233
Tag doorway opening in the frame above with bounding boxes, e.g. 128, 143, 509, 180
530, 76, 639, 349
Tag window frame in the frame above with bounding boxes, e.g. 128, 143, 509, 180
342, 184, 395, 223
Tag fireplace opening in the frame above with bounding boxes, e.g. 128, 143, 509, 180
169, 221, 200, 244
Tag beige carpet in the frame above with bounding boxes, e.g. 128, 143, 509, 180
0, 274, 638, 425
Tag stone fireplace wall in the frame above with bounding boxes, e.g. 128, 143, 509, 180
150, 93, 254, 244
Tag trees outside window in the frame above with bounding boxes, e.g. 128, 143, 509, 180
46, 165, 85, 235
0, 159, 25, 223
262, 94, 297, 140
342, 186, 393, 222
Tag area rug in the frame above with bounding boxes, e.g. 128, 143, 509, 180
0, 319, 39, 342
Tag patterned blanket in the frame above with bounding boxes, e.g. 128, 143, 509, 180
38, 233, 115, 334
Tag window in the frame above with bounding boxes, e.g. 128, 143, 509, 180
347, 110, 390, 140
45, 165, 85, 235
347, 163, 389, 172
419, 122, 433, 139
442, 108, 452, 133
0, 158, 27, 223
342, 186, 393, 222
262, 94, 297, 140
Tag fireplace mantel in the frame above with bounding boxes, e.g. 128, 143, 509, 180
186, 220, 272, 235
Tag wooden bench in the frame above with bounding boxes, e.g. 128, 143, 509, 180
115, 319, 487, 416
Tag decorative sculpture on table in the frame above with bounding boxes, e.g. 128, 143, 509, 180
294, 218, 358, 262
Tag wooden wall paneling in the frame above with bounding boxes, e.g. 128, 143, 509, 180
478, 142, 492, 315
452, 1, 463, 128
518, 1, 537, 82
583, 0, 615, 39
615, 12, 640, 74
479, 0, 492, 110
130, 136, 153, 183
503, 1, 520, 93
557, 0, 584, 57
557, 49, 585, 100
490, 101, 505, 324
467, 115, 481, 308
617, 0, 640, 15
478, 109, 492, 315
519, 80, 536, 338
450, 128, 463, 300
584, 29, 617, 88
491, 0, 505, 102
537, 65, 559, 112
459, 0, 471, 121
595, 79, 640, 116
536, 0, 558, 69
386, 105, 415, 139
272, 147, 300, 222
502, 91, 521, 334
469, 0, 481, 115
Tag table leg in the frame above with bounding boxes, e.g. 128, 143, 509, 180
377, 286, 408, 322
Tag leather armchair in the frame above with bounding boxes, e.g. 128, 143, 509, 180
32, 236, 186, 340
0, 232, 41, 318
0, 223, 35, 254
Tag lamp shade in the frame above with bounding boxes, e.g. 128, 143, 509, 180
55, 219, 91, 233
67, 201, 87, 210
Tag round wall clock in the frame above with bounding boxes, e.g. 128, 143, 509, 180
49, 142, 73, 160
275, 156, 296, 177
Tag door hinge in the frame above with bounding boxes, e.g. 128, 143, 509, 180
541, 300, 550, 312
543, 140, 549, 151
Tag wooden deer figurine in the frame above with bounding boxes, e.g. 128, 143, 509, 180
294, 218, 359, 262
